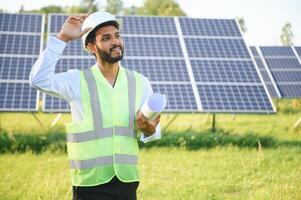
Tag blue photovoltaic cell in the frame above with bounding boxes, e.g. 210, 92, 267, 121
197, 85, 273, 112
264, 58, 301, 69
271, 71, 301, 82
121, 16, 177, 35
152, 84, 197, 111
44, 95, 70, 111
0, 13, 42, 33
122, 59, 189, 82
191, 60, 260, 83
49, 14, 67, 33
0, 57, 37, 80
260, 46, 295, 57
179, 18, 241, 37
55, 58, 95, 73
0, 34, 41, 55
123, 37, 183, 57
185, 38, 250, 58
277, 85, 301, 98
0, 83, 37, 110
56, 38, 91, 56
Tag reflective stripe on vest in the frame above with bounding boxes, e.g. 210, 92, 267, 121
70, 154, 138, 170
68, 68, 138, 169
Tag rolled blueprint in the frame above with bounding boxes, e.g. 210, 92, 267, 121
141, 93, 167, 121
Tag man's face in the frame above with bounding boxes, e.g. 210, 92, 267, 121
93, 25, 124, 63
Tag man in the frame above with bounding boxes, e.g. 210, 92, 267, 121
29, 11, 161, 200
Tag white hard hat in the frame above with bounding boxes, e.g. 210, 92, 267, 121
81, 11, 123, 51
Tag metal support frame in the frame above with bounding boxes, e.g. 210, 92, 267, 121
163, 114, 179, 133
211, 114, 216, 132
31, 112, 44, 128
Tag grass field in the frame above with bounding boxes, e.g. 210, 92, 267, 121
0, 99, 301, 199
1, 147, 301, 200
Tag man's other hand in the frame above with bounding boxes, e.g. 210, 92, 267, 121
136, 112, 161, 137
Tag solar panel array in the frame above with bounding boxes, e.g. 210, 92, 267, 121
43, 14, 275, 113
179, 18, 274, 112
259, 46, 301, 98
0, 13, 43, 111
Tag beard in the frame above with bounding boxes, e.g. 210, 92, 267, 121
96, 45, 124, 64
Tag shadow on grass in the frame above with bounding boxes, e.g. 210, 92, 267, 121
0, 127, 301, 154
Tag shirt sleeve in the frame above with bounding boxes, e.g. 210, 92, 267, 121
29, 36, 81, 101
139, 76, 161, 143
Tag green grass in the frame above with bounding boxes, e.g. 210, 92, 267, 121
1, 147, 301, 200
0, 99, 301, 199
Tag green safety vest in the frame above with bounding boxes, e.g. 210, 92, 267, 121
65, 65, 143, 186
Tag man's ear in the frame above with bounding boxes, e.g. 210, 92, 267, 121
87, 43, 96, 54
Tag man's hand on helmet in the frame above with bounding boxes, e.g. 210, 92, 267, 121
57, 14, 92, 43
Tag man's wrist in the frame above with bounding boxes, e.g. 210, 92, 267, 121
56, 33, 70, 43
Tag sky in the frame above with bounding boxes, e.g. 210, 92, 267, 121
0, 0, 300, 46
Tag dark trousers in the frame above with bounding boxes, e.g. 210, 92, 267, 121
72, 176, 139, 200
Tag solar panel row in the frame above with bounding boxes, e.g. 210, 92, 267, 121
1, 14, 283, 113
0, 13, 43, 111
260, 46, 301, 98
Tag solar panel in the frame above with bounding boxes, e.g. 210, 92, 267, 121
43, 15, 275, 113
191, 60, 260, 83
0, 82, 38, 111
0, 13, 42, 32
179, 18, 241, 36
0, 34, 41, 55
0, 57, 37, 80
265, 58, 301, 69
44, 95, 70, 112
198, 85, 273, 112
152, 84, 198, 111
122, 59, 189, 82
185, 38, 249, 58
49, 14, 67, 33
124, 37, 183, 57
260, 46, 301, 98
249, 46, 279, 98
0, 13, 43, 111
121, 16, 177, 35
180, 17, 274, 113
260, 46, 295, 57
